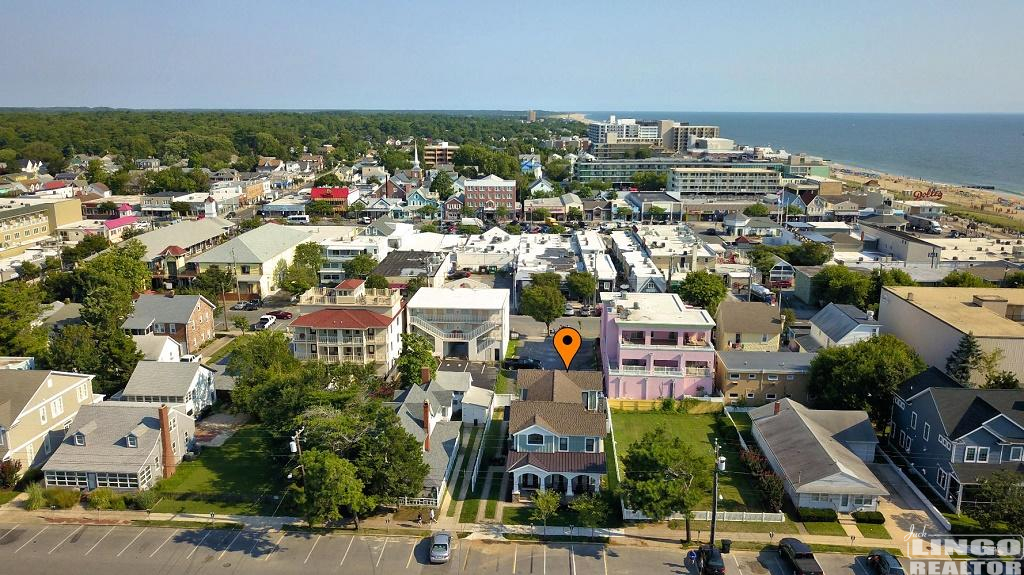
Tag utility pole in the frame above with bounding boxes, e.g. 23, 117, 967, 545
709, 439, 727, 548
289, 426, 305, 478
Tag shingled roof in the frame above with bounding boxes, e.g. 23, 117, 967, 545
509, 401, 607, 437
516, 370, 603, 402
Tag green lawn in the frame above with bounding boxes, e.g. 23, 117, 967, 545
803, 521, 848, 536
857, 523, 892, 540
207, 337, 238, 364
730, 412, 753, 444
604, 436, 619, 491
612, 411, 765, 511
445, 428, 480, 517
0, 490, 19, 505
503, 505, 579, 527
677, 519, 800, 534
152, 424, 289, 515
484, 471, 503, 519
459, 417, 506, 524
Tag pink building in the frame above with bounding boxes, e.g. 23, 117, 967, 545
599, 292, 716, 399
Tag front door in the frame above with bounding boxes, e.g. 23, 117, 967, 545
87, 473, 97, 490
840, 494, 849, 509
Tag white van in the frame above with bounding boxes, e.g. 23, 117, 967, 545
287, 214, 310, 224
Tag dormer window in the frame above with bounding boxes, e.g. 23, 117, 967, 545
527, 433, 544, 445
127, 435, 138, 448
74, 433, 85, 446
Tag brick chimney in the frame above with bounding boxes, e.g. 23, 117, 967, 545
773, 400, 781, 415
158, 405, 176, 478
421, 367, 431, 386
422, 401, 431, 452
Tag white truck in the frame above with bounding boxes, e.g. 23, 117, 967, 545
907, 214, 942, 234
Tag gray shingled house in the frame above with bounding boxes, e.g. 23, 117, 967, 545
119, 361, 216, 417
387, 383, 462, 507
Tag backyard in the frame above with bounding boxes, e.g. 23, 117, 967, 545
611, 410, 765, 511
152, 424, 292, 515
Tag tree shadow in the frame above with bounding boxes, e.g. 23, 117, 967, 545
172, 527, 282, 559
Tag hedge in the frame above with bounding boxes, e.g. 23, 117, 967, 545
852, 511, 886, 524
798, 507, 838, 522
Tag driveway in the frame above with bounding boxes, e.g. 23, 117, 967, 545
870, 463, 948, 547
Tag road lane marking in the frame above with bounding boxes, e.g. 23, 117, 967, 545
339, 536, 354, 566
117, 528, 147, 557
264, 533, 285, 562
304, 534, 321, 564
376, 537, 388, 567
217, 529, 243, 560
0, 524, 21, 543
406, 541, 416, 568
603, 547, 609, 575
49, 525, 84, 554
149, 529, 178, 558
513, 544, 518, 573
186, 529, 211, 559
15, 526, 47, 553
544, 544, 547, 575
571, 545, 576, 575
85, 527, 114, 556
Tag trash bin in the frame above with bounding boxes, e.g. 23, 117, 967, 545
721, 539, 732, 554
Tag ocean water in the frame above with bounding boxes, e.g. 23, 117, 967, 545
585, 112, 1024, 195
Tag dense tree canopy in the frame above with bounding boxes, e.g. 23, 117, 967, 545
620, 428, 712, 523
675, 270, 728, 315
810, 265, 871, 308
941, 270, 993, 288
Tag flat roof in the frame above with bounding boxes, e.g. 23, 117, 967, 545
407, 287, 509, 310
883, 286, 1024, 338
599, 291, 715, 327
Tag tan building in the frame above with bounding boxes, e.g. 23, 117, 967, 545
668, 167, 781, 197
879, 287, 1024, 380
0, 370, 99, 468
860, 223, 943, 265
423, 141, 460, 167
714, 301, 784, 351
0, 197, 82, 259
715, 352, 814, 405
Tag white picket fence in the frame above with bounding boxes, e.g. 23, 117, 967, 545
620, 508, 786, 522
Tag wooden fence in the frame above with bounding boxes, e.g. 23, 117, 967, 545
607, 398, 723, 414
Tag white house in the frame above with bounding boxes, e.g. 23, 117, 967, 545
406, 288, 510, 362
803, 303, 881, 351
188, 223, 312, 297
119, 362, 217, 417
131, 334, 182, 362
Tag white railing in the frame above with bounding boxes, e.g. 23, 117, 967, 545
398, 496, 440, 508
620, 508, 786, 522
409, 316, 498, 342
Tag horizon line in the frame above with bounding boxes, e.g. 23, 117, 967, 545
0, 107, 1023, 115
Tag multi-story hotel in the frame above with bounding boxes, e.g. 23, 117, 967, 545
574, 157, 786, 186
407, 288, 510, 362
668, 167, 781, 196
0, 197, 82, 259
422, 141, 460, 166
462, 174, 516, 216
599, 292, 716, 399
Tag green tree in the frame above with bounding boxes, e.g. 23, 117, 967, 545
620, 428, 711, 540
531, 489, 562, 530
566, 271, 597, 303
46, 324, 102, 376
569, 493, 610, 537
18, 260, 41, 280
810, 265, 871, 308
945, 332, 984, 386
647, 205, 667, 222
306, 200, 334, 217
313, 173, 344, 187
420, 222, 438, 233
615, 206, 633, 220
789, 242, 832, 266
985, 371, 1021, 390
61, 234, 112, 265
809, 335, 926, 425
81, 284, 134, 331
364, 274, 389, 289
781, 308, 796, 330
416, 205, 438, 219
530, 208, 551, 222
495, 205, 510, 221
232, 315, 249, 332
969, 471, 1024, 535
1003, 271, 1024, 288
342, 254, 377, 279
743, 204, 771, 217
0, 282, 49, 358
404, 275, 427, 299
281, 264, 318, 296
429, 171, 455, 200
48, 324, 141, 395
675, 270, 728, 315
396, 332, 438, 387
505, 224, 522, 235
631, 171, 667, 191
238, 217, 262, 231
941, 270, 992, 288
867, 268, 917, 307
530, 272, 562, 289
190, 265, 236, 321
457, 224, 482, 235
295, 449, 368, 527
566, 207, 583, 221
293, 242, 325, 275
519, 284, 565, 333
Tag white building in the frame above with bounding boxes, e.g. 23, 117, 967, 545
609, 231, 665, 292
668, 167, 781, 197
188, 223, 312, 297
573, 231, 617, 294
407, 288, 510, 362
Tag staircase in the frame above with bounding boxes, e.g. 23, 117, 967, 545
409, 316, 499, 342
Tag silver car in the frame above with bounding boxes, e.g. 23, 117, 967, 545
429, 531, 452, 564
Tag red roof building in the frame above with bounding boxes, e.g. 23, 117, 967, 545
310, 187, 358, 214
290, 308, 392, 330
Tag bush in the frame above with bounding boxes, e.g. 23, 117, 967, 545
128, 490, 159, 510
0, 459, 21, 489
87, 487, 125, 510
798, 507, 838, 522
43, 487, 81, 509
24, 483, 45, 510
852, 510, 886, 524
15, 467, 43, 490
660, 398, 676, 412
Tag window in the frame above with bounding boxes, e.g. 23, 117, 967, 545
74, 433, 85, 446
910, 412, 918, 430
95, 472, 138, 489
965, 446, 977, 462
767, 374, 779, 381
154, 323, 165, 333
977, 447, 989, 463
747, 373, 757, 380
43, 434, 52, 454
923, 423, 931, 441
746, 393, 756, 399
127, 435, 138, 448
77, 384, 88, 402
1010, 447, 1023, 461
50, 397, 64, 418
45, 471, 87, 488
39, 407, 47, 425
895, 398, 906, 410
168, 324, 177, 334
786, 374, 795, 381
728, 373, 739, 381
585, 438, 597, 452
766, 393, 777, 400
728, 393, 739, 398
527, 433, 544, 445
558, 437, 568, 452
938, 436, 951, 450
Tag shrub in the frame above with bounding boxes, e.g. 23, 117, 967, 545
15, 467, 43, 490
660, 398, 675, 412
43, 487, 81, 509
0, 459, 21, 489
798, 507, 838, 522
24, 482, 45, 510
87, 487, 122, 510
128, 490, 159, 510
758, 473, 785, 511
852, 510, 886, 524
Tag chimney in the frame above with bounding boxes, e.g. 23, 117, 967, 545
422, 401, 431, 451
421, 366, 432, 386
158, 405, 176, 478
773, 400, 781, 415
866, 310, 875, 321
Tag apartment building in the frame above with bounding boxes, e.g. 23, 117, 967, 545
0, 370, 100, 468
668, 167, 781, 196
575, 157, 786, 186
599, 292, 716, 399
317, 234, 390, 285
188, 223, 312, 297
423, 141, 459, 166
462, 174, 516, 216
715, 351, 814, 405
407, 288, 510, 362
0, 197, 82, 259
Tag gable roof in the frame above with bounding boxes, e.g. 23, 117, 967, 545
189, 223, 311, 264
810, 303, 880, 343
0, 371, 83, 427
123, 362, 209, 398
896, 366, 962, 399
509, 401, 606, 437
516, 370, 603, 402
131, 334, 181, 360
289, 308, 393, 329
715, 301, 783, 334
133, 218, 236, 261
924, 388, 1024, 439
310, 187, 350, 200
122, 294, 212, 331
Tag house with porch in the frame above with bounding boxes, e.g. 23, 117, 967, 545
187, 223, 312, 298
387, 384, 462, 507
508, 370, 608, 500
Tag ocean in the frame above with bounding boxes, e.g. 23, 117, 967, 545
584, 112, 1024, 195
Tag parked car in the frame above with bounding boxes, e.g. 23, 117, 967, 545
563, 303, 575, 316
449, 271, 471, 280
252, 315, 276, 331
591, 306, 603, 317
867, 550, 905, 575
267, 310, 293, 320
503, 357, 542, 370
697, 545, 726, 575
230, 301, 249, 311
429, 532, 452, 564
778, 538, 824, 575
179, 354, 201, 363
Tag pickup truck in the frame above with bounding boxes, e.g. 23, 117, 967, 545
778, 538, 824, 575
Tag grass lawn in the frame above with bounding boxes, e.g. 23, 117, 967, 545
502, 505, 579, 527
484, 471, 503, 519
445, 427, 479, 517
207, 337, 238, 364
730, 412, 753, 444
681, 519, 800, 534
0, 490, 19, 505
803, 521, 848, 536
604, 436, 619, 492
612, 411, 765, 511
857, 523, 892, 540
152, 424, 288, 515
495, 370, 511, 395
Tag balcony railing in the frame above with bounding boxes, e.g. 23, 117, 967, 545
607, 363, 714, 377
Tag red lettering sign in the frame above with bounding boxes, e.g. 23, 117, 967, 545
913, 189, 944, 201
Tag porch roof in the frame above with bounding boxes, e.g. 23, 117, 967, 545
507, 451, 606, 475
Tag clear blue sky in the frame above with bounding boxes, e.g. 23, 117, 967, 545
3, 0, 1023, 112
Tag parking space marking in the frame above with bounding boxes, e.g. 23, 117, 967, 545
263, 533, 285, 562
186, 529, 211, 560
217, 529, 243, 560
732, 553, 744, 575
49, 526, 84, 554
339, 536, 354, 566
406, 540, 416, 568
304, 534, 321, 564
603, 547, 609, 575
376, 537, 388, 567
117, 528, 147, 557
544, 544, 547, 575
85, 527, 114, 556
513, 544, 518, 573
15, 526, 47, 553
0, 524, 21, 543
571, 545, 576, 575
149, 529, 178, 558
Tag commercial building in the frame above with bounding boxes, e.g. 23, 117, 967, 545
668, 167, 781, 197
860, 223, 943, 266
463, 174, 516, 216
422, 141, 459, 167
575, 157, 784, 186
188, 223, 312, 297
0, 197, 82, 259
573, 231, 617, 294
608, 230, 665, 293
715, 351, 815, 405
599, 292, 716, 399
407, 288, 510, 362
372, 250, 451, 288
310, 187, 359, 214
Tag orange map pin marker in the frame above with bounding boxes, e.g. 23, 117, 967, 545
553, 326, 582, 371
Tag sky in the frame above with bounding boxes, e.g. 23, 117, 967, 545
2, 0, 1023, 113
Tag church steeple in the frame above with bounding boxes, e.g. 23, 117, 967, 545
412, 140, 421, 171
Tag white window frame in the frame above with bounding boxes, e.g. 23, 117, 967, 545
50, 397, 64, 418
74, 433, 85, 446
766, 374, 779, 381
965, 446, 977, 462
585, 438, 597, 453
746, 392, 756, 399
765, 393, 777, 400
728, 373, 739, 381
77, 383, 88, 402
527, 433, 544, 446
1010, 446, 1023, 462
169, 323, 177, 334
39, 407, 47, 425
977, 447, 989, 463
895, 398, 906, 409
910, 412, 917, 430
558, 437, 568, 452
923, 423, 930, 442
127, 435, 138, 448
785, 374, 795, 381
747, 373, 757, 380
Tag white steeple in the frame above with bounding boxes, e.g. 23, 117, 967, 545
412, 141, 421, 170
